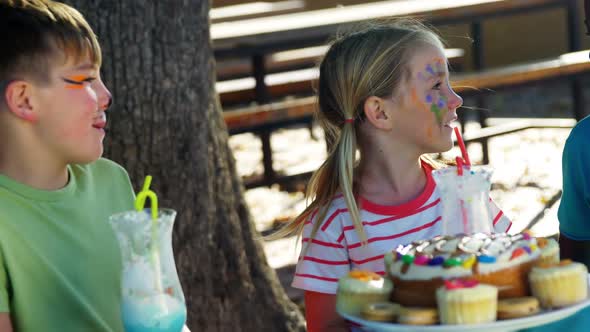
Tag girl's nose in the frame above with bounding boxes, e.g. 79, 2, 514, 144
447, 89, 463, 110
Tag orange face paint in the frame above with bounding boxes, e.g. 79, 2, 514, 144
62, 75, 90, 89
411, 88, 429, 113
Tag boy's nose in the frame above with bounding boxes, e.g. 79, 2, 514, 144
97, 82, 112, 111
102, 96, 112, 110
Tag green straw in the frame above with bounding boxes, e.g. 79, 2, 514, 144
135, 175, 158, 220
134, 175, 164, 297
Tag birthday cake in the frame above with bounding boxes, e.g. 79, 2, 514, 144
384, 232, 551, 307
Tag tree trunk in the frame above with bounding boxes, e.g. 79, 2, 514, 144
64, 1, 306, 330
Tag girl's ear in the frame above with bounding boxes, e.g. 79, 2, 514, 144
4, 80, 38, 123
363, 96, 392, 130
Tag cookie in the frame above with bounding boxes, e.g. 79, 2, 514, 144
360, 302, 400, 322
497, 297, 540, 319
397, 306, 438, 325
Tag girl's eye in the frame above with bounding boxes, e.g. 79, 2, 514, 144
432, 82, 442, 90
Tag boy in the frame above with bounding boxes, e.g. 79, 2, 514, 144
0, 0, 136, 330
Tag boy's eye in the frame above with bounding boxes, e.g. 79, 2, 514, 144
62, 76, 96, 86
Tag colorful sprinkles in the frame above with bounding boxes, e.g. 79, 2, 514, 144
392, 233, 539, 267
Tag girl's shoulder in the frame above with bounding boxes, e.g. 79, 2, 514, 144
308, 193, 352, 231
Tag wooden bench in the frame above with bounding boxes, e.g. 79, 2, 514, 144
213, 0, 579, 105
210, 0, 305, 24
218, 45, 464, 81
217, 45, 327, 81
224, 49, 590, 188
217, 48, 465, 107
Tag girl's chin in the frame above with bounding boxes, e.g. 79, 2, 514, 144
442, 124, 454, 133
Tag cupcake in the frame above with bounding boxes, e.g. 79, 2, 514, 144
536, 237, 560, 265
436, 279, 498, 324
497, 297, 540, 319
397, 306, 438, 325
336, 270, 393, 317
361, 302, 400, 322
529, 259, 588, 309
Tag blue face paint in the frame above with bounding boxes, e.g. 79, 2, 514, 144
417, 60, 452, 125
426, 64, 435, 75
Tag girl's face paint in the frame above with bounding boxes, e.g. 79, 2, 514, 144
414, 57, 455, 124
411, 88, 430, 113
384, 45, 462, 154
410, 86, 438, 139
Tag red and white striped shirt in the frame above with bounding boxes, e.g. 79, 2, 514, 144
291, 163, 512, 294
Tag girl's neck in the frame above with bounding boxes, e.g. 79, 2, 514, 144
357, 147, 426, 207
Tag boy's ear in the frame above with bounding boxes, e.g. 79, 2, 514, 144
363, 96, 392, 130
4, 80, 38, 122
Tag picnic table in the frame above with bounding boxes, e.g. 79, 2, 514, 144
212, 0, 581, 104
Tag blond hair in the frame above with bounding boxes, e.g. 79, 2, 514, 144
269, 19, 447, 250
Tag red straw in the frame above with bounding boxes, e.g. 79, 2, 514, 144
455, 156, 464, 175
454, 127, 471, 166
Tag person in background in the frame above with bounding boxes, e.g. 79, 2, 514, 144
522, 2, 590, 330
269, 19, 512, 331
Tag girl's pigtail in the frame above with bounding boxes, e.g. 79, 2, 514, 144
337, 118, 367, 245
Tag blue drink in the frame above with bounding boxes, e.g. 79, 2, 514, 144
110, 209, 187, 332
122, 293, 187, 332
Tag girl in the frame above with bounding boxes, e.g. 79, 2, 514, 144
273, 20, 512, 331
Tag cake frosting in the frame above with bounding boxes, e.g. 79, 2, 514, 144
385, 232, 541, 306
386, 232, 540, 280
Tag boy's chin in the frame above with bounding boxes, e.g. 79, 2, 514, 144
70, 150, 104, 165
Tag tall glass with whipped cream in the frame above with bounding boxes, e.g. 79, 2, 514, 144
431, 165, 494, 235
109, 209, 186, 332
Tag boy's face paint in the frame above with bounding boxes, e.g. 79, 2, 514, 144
62, 75, 94, 89
31, 58, 112, 166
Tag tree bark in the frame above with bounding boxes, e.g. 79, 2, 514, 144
63, 1, 306, 331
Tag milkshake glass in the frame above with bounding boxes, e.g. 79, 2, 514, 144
431, 165, 494, 235
110, 208, 186, 332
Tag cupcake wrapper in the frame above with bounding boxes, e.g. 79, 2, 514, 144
530, 272, 588, 309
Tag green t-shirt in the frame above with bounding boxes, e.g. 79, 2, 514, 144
0, 158, 135, 331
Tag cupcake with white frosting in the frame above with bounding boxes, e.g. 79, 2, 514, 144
336, 270, 394, 317
536, 237, 560, 265
529, 259, 588, 309
436, 279, 498, 324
